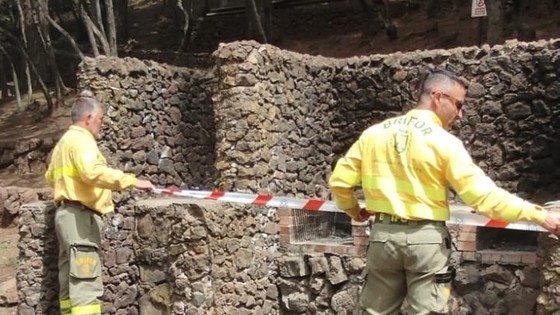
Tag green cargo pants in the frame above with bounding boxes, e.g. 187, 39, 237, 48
360, 222, 453, 315
55, 203, 104, 315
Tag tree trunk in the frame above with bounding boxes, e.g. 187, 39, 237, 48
0, 45, 23, 112
16, 0, 33, 97
262, 0, 272, 41
245, 0, 267, 43
0, 27, 54, 114
0, 55, 7, 100
93, 0, 106, 38
11, 63, 22, 112
115, 0, 129, 41
382, 0, 397, 40
487, 0, 504, 44
104, 0, 118, 56
176, 0, 191, 52
20, 46, 53, 114
21, 0, 48, 88
72, 0, 109, 56
35, 2, 66, 108
86, 23, 100, 56
33, 0, 65, 102
45, 14, 85, 60
81, 6, 111, 55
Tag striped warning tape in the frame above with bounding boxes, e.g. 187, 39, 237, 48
151, 188, 547, 232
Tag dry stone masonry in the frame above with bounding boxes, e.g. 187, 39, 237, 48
0, 187, 51, 226
18, 199, 280, 315
16, 199, 548, 315
212, 40, 560, 202
77, 57, 217, 189
14, 39, 560, 314
0, 138, 56, 176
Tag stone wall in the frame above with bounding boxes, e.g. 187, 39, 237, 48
212, 40, 560, 201
17, 200, 545, 315
0, 138, 56, 176
274, 252, 542, 315
14, 39, 560, 314
0, 187, 51, 226
17, 202, 58, 315
17, 199, 280, 315
77, 56, 216, 189
50, 39, 560, 200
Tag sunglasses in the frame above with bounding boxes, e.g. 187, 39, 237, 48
434, 91, 464, 112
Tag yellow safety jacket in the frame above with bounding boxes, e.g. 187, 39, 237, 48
45, 125, 137, 214
329, 109, 547, 224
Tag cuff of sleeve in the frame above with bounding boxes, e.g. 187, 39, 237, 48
121, 174, 138, 189
524, 204, 547, 225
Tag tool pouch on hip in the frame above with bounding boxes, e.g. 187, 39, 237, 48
431, 265, 455, 314
70, 242, 101, 279
435, 265, 456, 283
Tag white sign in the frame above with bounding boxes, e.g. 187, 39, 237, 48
471, 0, 487, 17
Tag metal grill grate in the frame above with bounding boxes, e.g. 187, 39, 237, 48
292, 209, 352, 244
476, 227, 538, 251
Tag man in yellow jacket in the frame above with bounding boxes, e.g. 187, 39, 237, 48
329, 69, 560, 315
45, 91, 153, 315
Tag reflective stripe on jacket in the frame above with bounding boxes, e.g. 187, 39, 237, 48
45, 125, 137, 214
329, 109, 546, 224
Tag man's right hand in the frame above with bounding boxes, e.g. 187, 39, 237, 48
135, 179, 154, 191
541, 211, 560, 234
353, 208, 372, 222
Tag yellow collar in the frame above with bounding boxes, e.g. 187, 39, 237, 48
408, 109, 443, 127
69, 125, 95, 140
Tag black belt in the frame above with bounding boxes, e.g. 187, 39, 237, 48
58, 199, 96, 213
374, 213, 445, 226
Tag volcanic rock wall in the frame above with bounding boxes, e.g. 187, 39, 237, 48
15, 39, 560, 314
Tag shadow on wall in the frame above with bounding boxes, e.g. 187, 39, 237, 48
513, 78, 560, 204
329, 58, 420, 158
78, 56, 218, 191
457, 53, 560, 205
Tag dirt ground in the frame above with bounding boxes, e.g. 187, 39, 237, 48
0, 227, 18, 284
0, 226, 18, 315
0, 97, 71, 315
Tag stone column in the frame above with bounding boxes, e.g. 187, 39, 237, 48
17, 202, 59, 315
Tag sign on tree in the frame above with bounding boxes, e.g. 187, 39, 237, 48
471, 0, 487, 18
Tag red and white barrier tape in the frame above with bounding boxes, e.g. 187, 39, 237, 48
152, 188, 546, 232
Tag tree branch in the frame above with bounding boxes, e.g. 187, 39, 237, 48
0, 28, 54, 114
80, 4, 111, 55
176, 0, 190, 52
247, 0, 267, 43
45, 13, 85, 60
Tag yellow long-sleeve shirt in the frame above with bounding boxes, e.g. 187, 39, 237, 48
329, 109, 547, 224
45, 125, 137, 214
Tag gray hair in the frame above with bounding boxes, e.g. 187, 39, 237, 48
71, 91, 102, 123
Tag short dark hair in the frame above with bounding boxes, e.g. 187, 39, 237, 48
419, 69, 466, 98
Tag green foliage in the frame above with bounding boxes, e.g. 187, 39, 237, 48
0, 240, 10, 250
7, 256, 17, 268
